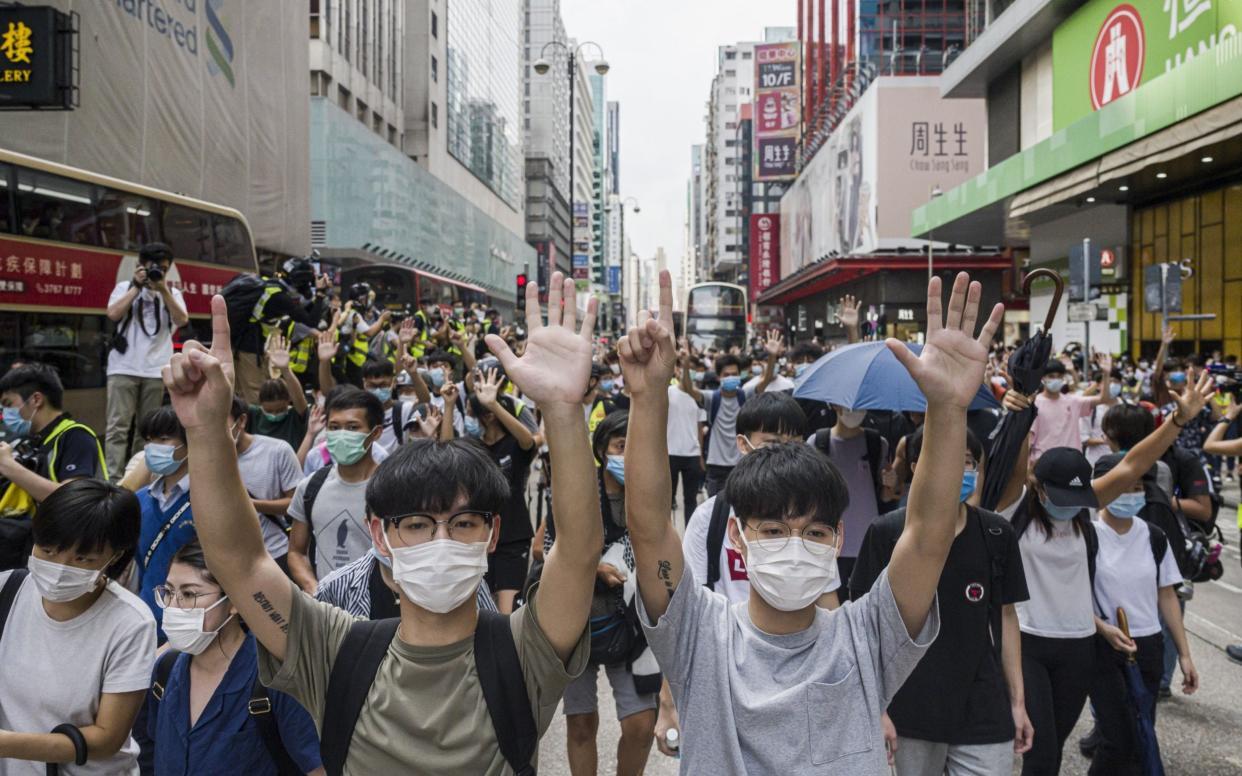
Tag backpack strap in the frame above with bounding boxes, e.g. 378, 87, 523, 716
320, 618, 400, 776
391, 403, 404, 446
1148, 524, 1170, 586
142, 496, 193, 569
974, 508, 1008, 658
0, 569, 29, 645
151, 648, 180, 701
249, 678, 302, 776
704, 494, 733, 589
302, 465, 333, 527
812, 427, 832, 455
474, 609, 537, 776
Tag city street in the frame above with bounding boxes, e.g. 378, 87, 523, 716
541, 485, 1242, 776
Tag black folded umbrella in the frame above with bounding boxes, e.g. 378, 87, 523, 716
980, 269, 1064, 511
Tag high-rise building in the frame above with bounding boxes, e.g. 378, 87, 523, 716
523, 0, 572, 280
589, 72, 609, 289
570, 44, 597, 296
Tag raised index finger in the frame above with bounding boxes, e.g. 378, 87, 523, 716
658, 270, 674, 332
209, 295, 233, 363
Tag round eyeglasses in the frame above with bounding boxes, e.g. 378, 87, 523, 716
743, 520, 838, 555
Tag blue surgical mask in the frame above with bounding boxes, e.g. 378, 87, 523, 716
794, 363, 809, 378
2, 402, 31, 437
750, 364, 763, 376
960, 470, 977, 503
428, 369, 446, 389
144, 442, 184, 476
1044, 378, 1065, 393
600, 379, 615, 393
1041, 498, 1082, 521
721, 376, 742, 393
1108, 382, 1122, 398
369, 387, 392, 403
1169, 371, 1187, 384
606, 454, 625, 485
1107, 492, 1146, 519
691, 370, 705, 382
371, 547, 393, 569
464, 415, 483, 438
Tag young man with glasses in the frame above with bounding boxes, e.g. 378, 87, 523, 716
162, 274, 602, 773
620, 270, 1002, 774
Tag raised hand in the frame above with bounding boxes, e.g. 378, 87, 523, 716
399, 351, 417, 375
618, 270, 677, 396
1162, 324, 1175, 345
267, 332, 291, 371
485, 272, 596, 406
888, 273, 1004, 411
317, 330, 339, 363
398, 318, 416, 347
1171, 371, 1214, 422
764, 329, 786, 359
837, 294, 862, 329
416, 405, 443, 439
162, 295, 236, 432
476, 368, 502, 408
306, 403, 326, 437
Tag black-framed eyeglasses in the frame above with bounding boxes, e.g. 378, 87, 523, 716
386, 510, 494, 546
742, 520, 838, 555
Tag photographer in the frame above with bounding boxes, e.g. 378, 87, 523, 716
104, 243, 188, 481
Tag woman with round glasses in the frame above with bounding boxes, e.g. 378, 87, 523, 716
146, 541, 324, 776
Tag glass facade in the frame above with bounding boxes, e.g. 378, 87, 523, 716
310, 99, 533, 299
446, 0, 523, 209
858, 0, 967, 76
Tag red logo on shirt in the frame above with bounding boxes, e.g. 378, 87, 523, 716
965, 582, 985, 603
726, 548, 749, 581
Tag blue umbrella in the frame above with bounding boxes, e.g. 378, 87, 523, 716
1117, 607, 1166, 776
793, 341, 1000, 412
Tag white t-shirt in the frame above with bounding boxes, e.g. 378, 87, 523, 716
238, 434, 305, 558
106, 282, 186, 379
1015, 520, 1096, 638
683, 495, 840, 606
667, 385, 704, 458
743, 373, 796, 393
0, 572, 156, 776
1092, 517, 1182, 637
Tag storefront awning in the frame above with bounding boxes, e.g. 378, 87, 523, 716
756, 255, 1012, 306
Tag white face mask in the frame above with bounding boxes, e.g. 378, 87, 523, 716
27, 555, 107, 602
734, 518, 838, 612
838, 409, 867, 428
162, 595, 234, 655
384, 531, 491, 613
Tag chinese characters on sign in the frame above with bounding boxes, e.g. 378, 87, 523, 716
752, 42, 801, 181
908, 120, 973, 173
748, 214, 781, 299
0, 7, 72, 107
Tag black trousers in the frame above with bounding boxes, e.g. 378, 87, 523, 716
704, 464, 734, 498
1021, 633, 1096, 776
1088, 633, 1165, 776
669, 455, 704, 528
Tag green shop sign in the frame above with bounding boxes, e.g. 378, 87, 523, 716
1052, 0, 1242, 130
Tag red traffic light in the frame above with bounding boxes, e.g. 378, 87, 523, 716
516, 273, 529, 288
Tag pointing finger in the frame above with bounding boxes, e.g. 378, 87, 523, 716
210, 295, 233, 364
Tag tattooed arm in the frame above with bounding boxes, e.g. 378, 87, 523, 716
164, 297, 295, 661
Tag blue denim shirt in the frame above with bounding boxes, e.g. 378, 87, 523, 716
147, 633, 321, 776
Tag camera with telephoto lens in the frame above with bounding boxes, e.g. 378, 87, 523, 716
1207, 364, 1242, 398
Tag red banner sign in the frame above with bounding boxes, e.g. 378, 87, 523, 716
749, 214, 780, 298
0, 236, 244, 315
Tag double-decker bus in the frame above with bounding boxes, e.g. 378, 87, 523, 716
339, 261, 510, 322
0, 148, 258, 430
685, 282, 749, 353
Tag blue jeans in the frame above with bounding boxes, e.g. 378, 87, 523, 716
1160, 597, 1186, 689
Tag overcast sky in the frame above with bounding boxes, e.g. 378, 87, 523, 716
560, 0, 794, 274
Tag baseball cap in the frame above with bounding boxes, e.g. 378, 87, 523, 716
1033, 447, 1099, 508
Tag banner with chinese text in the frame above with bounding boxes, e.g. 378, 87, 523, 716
753, 42, 801, 181
749, 215, 781, 298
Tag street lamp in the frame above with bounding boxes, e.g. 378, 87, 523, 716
533, 40, 609, 275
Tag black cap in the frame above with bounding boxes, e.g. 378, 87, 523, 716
139, 242, 172, 263
590, 362, 606, 378
1092, 451, 1158, 483
1033, 447, 1099, 508
476, 357, 507, 384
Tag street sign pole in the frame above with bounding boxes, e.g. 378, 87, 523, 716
1082, 237, 1091, 359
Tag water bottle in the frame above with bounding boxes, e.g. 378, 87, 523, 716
666, 728, 681, 758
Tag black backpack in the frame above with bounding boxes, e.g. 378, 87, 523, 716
319, 609, 537, 776
299, 465, 334, 576
1141, 485, 1222, 583
150, 649, 301, 775
220, 273, 270, 346
812, 427, 892, 512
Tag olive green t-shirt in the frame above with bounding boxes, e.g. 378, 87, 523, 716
257, 580, 590, 775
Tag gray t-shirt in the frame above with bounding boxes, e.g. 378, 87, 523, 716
0, 573, 156, 776
704, 390, 743, 468
288, 467, 372, 577
238, 434, 305, 558
826, 432, 888, 558
639, 564, 937, 775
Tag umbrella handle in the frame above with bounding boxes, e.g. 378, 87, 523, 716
1022, 268, 1064, 332
1116, 607, 1138, 663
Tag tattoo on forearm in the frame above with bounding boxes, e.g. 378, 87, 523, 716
252, 591, 290, 634
657, 560, 675, 600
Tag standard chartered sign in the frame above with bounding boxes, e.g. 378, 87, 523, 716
1052, 0, 1241, 130
112, 0, 234, 87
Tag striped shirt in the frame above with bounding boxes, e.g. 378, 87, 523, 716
315, 550, 498, 617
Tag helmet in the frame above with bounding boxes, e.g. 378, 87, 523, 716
282, 257, 316, 291
347, 282, 372, 303
475, 357, 508, 385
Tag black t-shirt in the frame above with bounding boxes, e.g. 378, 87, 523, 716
850, 506, 1030, 745
1162, 446, 1209, 498
34, 415, 103, 482
485, 433, 535, 543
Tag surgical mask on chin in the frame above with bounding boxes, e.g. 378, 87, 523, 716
2, 403, 31, 437
384, 532, 491, 614
326, 429, 371, 465
839, 409, 867, 428
606, 455, 625, 485
960, 470, 978, 503
1107, 492, 1146, 519
144, 443, 184, 477
1044, 379, 1065, 393
369, 387, 392, 403
721, 376, 742, 393
161, 595, 234, 655
735, 518, 838, 612
27, 555, 106, 602
1040, 498, 1082, 521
